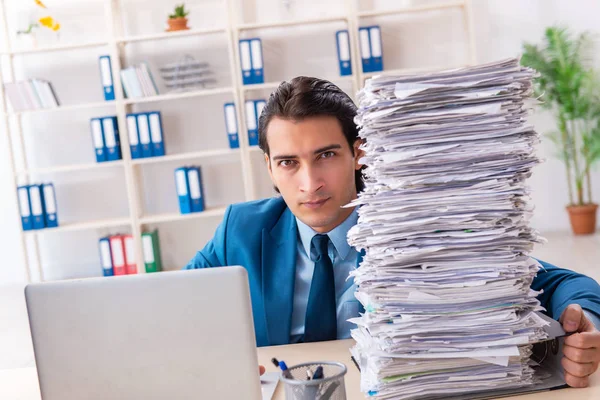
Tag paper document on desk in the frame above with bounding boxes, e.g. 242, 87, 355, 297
261, 372, 279, 400
347, 57, 566, 399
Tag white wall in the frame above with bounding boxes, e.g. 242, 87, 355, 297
1, 0, 599, 284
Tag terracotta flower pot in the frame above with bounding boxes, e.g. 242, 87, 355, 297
167, 17, 189, 32
566, 203, 598, 235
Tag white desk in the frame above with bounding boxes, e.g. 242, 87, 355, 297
257, 339, 600, 400
3, 339, 598, 400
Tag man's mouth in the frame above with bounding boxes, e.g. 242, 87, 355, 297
302, 198, 330, 209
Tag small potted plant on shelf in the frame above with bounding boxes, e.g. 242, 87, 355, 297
167, 4, 190, 32
522, 26, 600, 235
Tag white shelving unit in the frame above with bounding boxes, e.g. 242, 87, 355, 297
0, 0, 475, 282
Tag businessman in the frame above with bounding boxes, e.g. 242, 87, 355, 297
186, 76, 600, 387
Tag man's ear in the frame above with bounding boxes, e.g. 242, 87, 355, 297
265, 153, 274, 181
353, 139, 365, 170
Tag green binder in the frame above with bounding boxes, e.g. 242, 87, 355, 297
142, 230, 163, 273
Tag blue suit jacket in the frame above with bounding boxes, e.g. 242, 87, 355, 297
185, 197, 600, 347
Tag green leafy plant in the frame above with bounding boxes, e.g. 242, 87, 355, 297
522, 26, 600, 207
169, 4, 189, 19
17, 23, 39, 35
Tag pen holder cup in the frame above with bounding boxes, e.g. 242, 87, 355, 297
280, 361, 347, 400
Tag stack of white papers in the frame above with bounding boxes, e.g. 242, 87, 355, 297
347, 58, 549, 399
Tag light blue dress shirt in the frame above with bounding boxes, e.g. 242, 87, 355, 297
290, 208, 360, 342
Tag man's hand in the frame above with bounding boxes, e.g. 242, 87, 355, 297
259, 365, 265, 376
559, 304, 600, 387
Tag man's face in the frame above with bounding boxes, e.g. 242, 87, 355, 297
265, 115, 363, 233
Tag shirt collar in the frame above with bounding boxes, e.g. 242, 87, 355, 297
296, 207, 358, 261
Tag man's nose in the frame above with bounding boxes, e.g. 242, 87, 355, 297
298, 165, 324, 193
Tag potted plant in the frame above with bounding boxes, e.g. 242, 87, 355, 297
167, 4, 190, 32
522, 27, 600, 235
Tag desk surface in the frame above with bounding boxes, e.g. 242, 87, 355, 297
1, 339, 598, 400
257, 339, 600, 400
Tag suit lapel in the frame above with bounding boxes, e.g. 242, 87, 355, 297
261, 207, 297, 346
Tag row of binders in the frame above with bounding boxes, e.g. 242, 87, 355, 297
99, 230, 162, 276
237, 26, 383, 85
91, 116, 121, 162
126, 111, 166, 158
224, 100, 266, 148
4, 79, 60, 112
99, 55, 159, 100
90, 111, 166, 162
175, 166, 205, 214
17, 184, 58, 230
336, 26, 384, 76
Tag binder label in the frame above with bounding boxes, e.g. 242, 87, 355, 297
110, 238, 125, 267
359, 28, 371, 59
18, 187, 30, 217
240, 40, 251, 72
370, 27, 382, 57
142, 235, 155, 263
127, 115, 139, 145
102, 118, 116, 148
91, 119, 104, 149
100, 57, 113, 86
100, 240, 112, 269
225, 104, 237, 134
137, 115, 151, 144
43, 185, 56, 214
338, 31, 350, 61
255, 100, 266, 119
250, 39, 263, 69
124, 236, 135, 264
149, 113, 163, 142
175, 169, 188, 196
29, 186, 43, 215
188, 169, 202, 199
245, 101, 257, 130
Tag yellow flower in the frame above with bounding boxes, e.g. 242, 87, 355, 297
39, 16, 54, 28
35, 0, 47, 8
38, 16, 60, 31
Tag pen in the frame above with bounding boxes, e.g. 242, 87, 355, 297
278, 360, 292, 379
306, 368, 313, 380
272, 357, 292, 379
312, 365, 324, 380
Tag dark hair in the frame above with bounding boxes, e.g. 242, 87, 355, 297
257, 76, 365, 193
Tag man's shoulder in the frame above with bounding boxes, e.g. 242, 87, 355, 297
225, 196, 290, 231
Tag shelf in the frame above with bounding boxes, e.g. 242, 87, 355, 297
25, 217, 131, 236
123, 87, 234, 105
0, 40, 109, 56
116, 27, 227, 44
5, 100, 116, 117
361, 65, 470, 80
139, 207, 227, 225
237, 15, 348, 31
241, 81, 282, 92
357, 0, 465, 18
132, 149, 240, 166
16, 160, 124, 176
242, 76, 354, 93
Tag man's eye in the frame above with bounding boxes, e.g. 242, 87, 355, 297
279, 160, 296, 167
320, 151, 335, 159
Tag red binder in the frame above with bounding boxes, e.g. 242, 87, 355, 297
109, 235, 126, 276
123, 234, 137, 274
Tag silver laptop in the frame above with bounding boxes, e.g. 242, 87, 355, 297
25, 267, 262, 400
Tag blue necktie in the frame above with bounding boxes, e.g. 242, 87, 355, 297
304, 234, 337, 342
